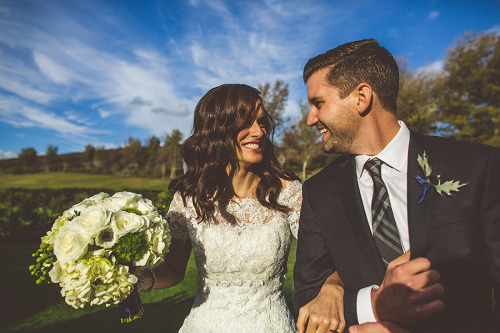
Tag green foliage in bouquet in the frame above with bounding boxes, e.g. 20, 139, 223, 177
111, 232, 149, 266
28, 242, 56, 284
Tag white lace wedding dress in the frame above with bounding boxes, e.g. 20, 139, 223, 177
166, 180, 302, 333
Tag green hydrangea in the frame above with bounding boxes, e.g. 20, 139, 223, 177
111, 232, 149, 265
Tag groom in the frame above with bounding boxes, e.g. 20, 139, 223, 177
293, 39, 500, 332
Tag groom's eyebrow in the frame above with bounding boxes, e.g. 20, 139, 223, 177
309, 97, 322, 106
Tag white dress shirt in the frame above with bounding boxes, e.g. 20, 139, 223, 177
354, 121, 411, 323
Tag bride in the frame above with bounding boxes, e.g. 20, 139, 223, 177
134, 83, 303, 332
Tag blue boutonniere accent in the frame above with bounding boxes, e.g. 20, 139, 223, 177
415, 151, 468, 204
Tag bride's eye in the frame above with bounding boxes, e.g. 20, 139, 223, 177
258, 118, 270, 133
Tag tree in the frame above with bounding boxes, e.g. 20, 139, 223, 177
93, 146, 107, 171
45, 145, 58, 172
161, 129, 183, 179
145, 136, 161, 171
258, 80, 289, 138
122, 137, 146, 171
438, 32, 500, 146
18, 147, 37, 173
82, 144, 95, 162
397, 59, 443, 135
281, 100, 324, 180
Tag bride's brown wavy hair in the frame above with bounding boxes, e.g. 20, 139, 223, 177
168, 84, 300, 222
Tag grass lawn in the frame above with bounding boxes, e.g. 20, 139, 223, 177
0, 173, 170, 191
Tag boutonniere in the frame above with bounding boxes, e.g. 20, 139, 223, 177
415, 151, 468, 204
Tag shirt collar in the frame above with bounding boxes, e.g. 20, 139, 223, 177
355, 121, 410, 178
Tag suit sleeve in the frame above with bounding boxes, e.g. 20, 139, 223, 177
293, 182, 336, 311
480, 146, 500, 324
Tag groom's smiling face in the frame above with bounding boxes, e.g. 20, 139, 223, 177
306, 67, 360, 155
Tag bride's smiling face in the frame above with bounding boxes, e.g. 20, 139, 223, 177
235, 102, 269, 169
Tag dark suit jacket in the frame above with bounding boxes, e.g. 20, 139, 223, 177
293, 131, 500, 332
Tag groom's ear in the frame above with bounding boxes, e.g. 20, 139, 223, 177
354, 83, 372, 115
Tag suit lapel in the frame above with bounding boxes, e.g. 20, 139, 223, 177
334, 156, 386, 278
407, 131, 435, 258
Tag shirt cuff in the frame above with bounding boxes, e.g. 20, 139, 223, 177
356, 285, 378, 324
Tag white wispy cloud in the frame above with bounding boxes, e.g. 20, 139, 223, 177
182, 0, 322, 99
428, 10, 440, 20
0, 149, 18, 160
417, 59, 445, 74
487, 24, 500, 34
33, 51, 75, 84
0, 97, 103, 137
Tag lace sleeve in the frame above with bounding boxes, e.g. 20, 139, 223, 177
166, 191, 191, 242
280, 180, 303, 239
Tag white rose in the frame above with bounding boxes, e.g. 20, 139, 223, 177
136, 198, 155, 214
87, 192, 110, 203
112, 211, 150, 235
74, 206, 112, 239
113, 191, 142, 203
64, 198, 95, 218
102, 192, 142, 212
100, 199, 121, 212
53, 224, 90, 263
73, 206, 111, 239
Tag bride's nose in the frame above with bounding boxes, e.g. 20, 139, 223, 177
249, 121, 265, 138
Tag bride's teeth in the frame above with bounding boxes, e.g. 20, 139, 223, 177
244, 143, 260, 149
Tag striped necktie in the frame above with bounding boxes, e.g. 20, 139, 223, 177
364, 158, 404, 266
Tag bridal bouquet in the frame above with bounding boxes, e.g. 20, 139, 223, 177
29, 191, 171, 316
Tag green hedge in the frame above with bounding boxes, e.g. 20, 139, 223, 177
0, 188, 174, 243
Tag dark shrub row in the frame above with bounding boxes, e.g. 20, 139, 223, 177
0, 188, 174, 243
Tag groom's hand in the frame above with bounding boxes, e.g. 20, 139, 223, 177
371, 251, 444, 323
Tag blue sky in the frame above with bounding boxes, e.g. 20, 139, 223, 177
0, 0, 499, 159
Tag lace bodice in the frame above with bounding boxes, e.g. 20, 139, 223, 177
166, 180, 302, 332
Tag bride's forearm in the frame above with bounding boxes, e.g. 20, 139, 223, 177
134, 238, 192, 291
134, 261, 186, 290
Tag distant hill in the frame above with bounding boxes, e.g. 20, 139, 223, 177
0, 146, 183, 178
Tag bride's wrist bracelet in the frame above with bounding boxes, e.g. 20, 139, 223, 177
139, 268, 156, 294
136, 268, 156, 293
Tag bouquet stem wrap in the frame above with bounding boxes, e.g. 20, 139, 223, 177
119, 285, 144, 323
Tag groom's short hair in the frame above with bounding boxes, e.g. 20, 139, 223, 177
303, 38, 399, 115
